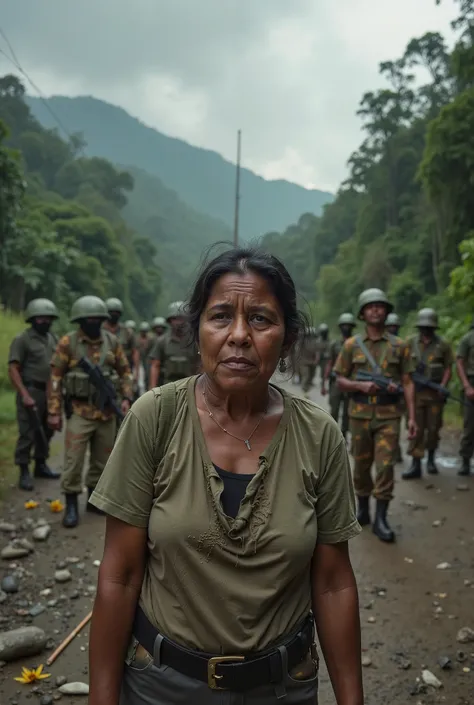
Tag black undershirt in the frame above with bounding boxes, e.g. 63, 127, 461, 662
214, 465, 254, 519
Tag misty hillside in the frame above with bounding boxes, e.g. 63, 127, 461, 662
26, 95, 334, 238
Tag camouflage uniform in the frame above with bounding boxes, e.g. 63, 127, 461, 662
457, 328, 474, 474
148, 330, 198, 385
406, 334, 453, 460
49, 329, 132, 500
334, 332, 413, 501
103, 321, 137, 372
328, 338, 350, 437
300, 330, 318, 394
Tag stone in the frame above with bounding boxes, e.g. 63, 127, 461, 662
0, 591, 7, 604
421, 669, 442, 688
66, 557, 80, 564
69, 590, 80, 600
40, 588, 52, 597
58, 682, 89, 695
55, 676, 67, 687
40, 696, 54, 705
436, 562, 451, 570
33, 525, 51, 542
0, 626, 46, 662
29, 603, 46, 617
1, 575, 18, 593
432, 520, 443, 528
1, 545, 29, 560
457, 627, 474, 644
15, 537, 34, 552
362, 655, 372, 667
456, 484, 469, 492
438, 656, 451, 670
56, 561, 66, 570
54, 570, 72, 584
93, 560, 101, 567
367, 616, 376, 623
0, 522, 17, 533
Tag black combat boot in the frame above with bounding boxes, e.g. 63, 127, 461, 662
426, 450, 439, 475
458, 458, 471, 476
372, 500, 395, 543
34, 460, 60, 480
356, 496, 371, 526
62, 494, 79, 528
86, 488, 104, 516
402, 457, 422, 480
18, 464, 34, 492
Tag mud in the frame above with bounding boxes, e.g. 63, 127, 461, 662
0, 381, 473, 705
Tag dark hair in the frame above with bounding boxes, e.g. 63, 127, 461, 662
187, 246, 306, 351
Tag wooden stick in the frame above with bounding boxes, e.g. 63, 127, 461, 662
46, 610, 93, 666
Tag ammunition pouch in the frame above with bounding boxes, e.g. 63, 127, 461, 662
64, 368, 120, 403
166, 355, 190, 380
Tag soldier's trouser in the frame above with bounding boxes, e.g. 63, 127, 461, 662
15, 387, 53, 465
329, 386, 349, 437
121, 636, 318, 705
408, 400, 444, 458
61, 413, 116, 495
460, 397, 474, 460
301, 365, 316, 393
350, 417, 400, 501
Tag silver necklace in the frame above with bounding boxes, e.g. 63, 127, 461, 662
202, 389, 268, 451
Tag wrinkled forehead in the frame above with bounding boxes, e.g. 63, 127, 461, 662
206, 272, 281, 308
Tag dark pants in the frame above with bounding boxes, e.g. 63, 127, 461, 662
15, 387, 53, 466
329, 384, 349, 437
121, 636, 319, 705
460, 394, 474, 460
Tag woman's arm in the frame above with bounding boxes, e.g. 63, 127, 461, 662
89, 517, 148, 705
311, 541, 364, 705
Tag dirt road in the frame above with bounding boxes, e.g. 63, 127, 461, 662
0, 381, 473, 705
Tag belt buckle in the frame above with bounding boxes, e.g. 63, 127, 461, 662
368, 395, 377, 405
207, 655, 245, 690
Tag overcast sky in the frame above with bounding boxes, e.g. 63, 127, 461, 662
0, 0, 457, 192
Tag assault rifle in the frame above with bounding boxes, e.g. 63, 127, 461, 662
77, 357, 124, 420
355, 370, 403, 395
27, 406, 49, 455
412, 372, 470, 406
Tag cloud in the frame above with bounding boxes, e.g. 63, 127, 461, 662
0, 0, 458, 190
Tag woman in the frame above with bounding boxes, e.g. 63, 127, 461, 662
89, 248, 363, 705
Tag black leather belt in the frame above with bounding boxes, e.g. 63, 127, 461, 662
352, 393, 399, 405
132, 607, 314, 691
24, 381, 47, 391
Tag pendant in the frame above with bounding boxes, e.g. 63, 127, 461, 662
245, 439, 251, 451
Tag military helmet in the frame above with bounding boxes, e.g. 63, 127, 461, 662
152, 316, 167, 328
105, 297, 124, 313
124, 319, 136, 330
139, 321, 150, 332
338, 312, 356, 327
416, 308, 438, 329
167, 301, 185, 321
70, 296, 108, 322
25, 298, 59, 322
386, 313, 401, 327
357, 288, 393, 319
319, 323, 329, 333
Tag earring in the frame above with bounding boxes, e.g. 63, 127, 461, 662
278, 357, 287, 373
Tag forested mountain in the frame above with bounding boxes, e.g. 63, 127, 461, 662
25, 95, 334, 239
261, 0, 474, 339
0, 74, 161, 318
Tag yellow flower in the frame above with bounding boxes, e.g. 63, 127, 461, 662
14, 665, 51, 684
24, 500, 39, 510
50, 499, 64, 513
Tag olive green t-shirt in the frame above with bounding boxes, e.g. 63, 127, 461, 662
91, 376, 360, 653
8, 328, 57, 384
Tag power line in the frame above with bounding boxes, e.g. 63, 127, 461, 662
0, 27, 81, 149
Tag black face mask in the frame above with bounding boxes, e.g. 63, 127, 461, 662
108, 312, 121, 325
419, 327, 435, 339
340, 325, 353, 339
80, 321, 102, 340
32, 320, 52, 336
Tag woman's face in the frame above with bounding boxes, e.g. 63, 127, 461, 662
199, 272, 286, 392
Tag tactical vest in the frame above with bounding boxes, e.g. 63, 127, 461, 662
409, 334, 445, 384
163, 333, 193, 382
64, 330, 120, 402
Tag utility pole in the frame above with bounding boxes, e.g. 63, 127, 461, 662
233, 129, 241, 247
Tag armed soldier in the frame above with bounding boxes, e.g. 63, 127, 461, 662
316, 323, 331, 386
402, 308, 453, 479
334, 288, 416, 543
103, 299, 139, 381
152, 316, 167, 339
137, 321, 154, 392
299, 327, 319, 395
148, 301, 199, 388
47, 296, 133, 528
456, 318, 474, 476
8, 299, 60, 491
386, 313, 401, 336
322, 313, 356, 440
124, 320, 137, 334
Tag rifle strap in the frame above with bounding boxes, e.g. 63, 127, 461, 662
355, 335, 390, 373
154, 382, 177, 468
